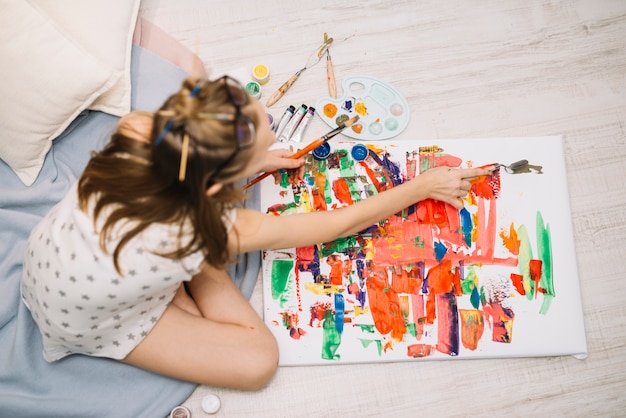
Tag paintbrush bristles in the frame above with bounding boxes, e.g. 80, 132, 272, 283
342, 115, 360, 128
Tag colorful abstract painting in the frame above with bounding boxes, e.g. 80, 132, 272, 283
261, 136, 587, 365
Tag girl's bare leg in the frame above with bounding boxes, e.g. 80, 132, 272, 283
122, 264, 278, 390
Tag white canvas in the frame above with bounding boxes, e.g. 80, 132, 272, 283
261, 136, 587, 366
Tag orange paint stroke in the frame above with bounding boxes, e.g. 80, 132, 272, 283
499, 223, 520, 255
332, 178, 354, 205
459, 309, 485, 350
365, 265, 407, 341
407, 344, 433, 358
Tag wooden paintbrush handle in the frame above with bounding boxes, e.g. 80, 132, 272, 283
327, 54, 336, 99
266, 72, 301, 107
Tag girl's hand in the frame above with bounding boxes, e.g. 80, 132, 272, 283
417, 166, 494, 209
258, 149, 305, 184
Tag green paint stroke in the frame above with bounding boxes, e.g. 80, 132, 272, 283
461, 265, 479, 295
355, 324, 376, 333
359, 339, 383, 356
271, 260, 294, 307
319, 235, 358, 257
536, 211, 555, 314
279, 170, 290, 188
321, 310, 341, 360
338, 149, 356, 177
406, 322, 417, 338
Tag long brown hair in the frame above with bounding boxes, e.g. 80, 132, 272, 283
78, 78, 258, 274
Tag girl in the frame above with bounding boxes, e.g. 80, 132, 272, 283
21, 77, 491, 390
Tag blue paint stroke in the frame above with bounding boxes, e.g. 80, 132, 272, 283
334, 294, 345, 334
434, 241, 447, 262
470, 286, 480, 309
381, 154, 403, 186
459, 207, 473, 247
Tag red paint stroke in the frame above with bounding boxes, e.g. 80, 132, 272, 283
412, 297, 426, 340
483, 302, 514, 343
474, 198, 498, 261
500, 223, 520, 255
266, 203, 292, 216
529, 259, 544, 297
435, 155, 463, 167
390, 266, 421, 294
309, 301, 332, 327
427, 259, 462, 295
332, 178, 354, 205
405, 152, 418, 179
424, 260, 461, 325
407, 344, 433, 358
281, 310, 306, 340
358, 161, 387, 192
365, 265, 407, 341
326, 254, 343, 285
347, 282, 359, 295
510, 273, 526, 295
416, 199, 451, 229
436, 292, 460, 355
471, 172, 499, 200
459, 309, 485, 351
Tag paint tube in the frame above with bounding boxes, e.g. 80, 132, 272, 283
274, 105, 295, 138
278, 104, 307, 142
289, 107, 315, 143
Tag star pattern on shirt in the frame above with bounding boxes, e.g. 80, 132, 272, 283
23, 207, 201, 361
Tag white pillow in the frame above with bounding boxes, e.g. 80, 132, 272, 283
0, 0, 141, 186
0, 1, 117, 186
35, 0, 141, 116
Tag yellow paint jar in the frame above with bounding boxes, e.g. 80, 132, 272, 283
252, 64, 270, 85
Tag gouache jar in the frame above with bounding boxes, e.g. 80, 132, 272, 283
312, 142, 331, 160
351, 144, 369, 161
252, 64, 270, 85
246, 81, 262, 100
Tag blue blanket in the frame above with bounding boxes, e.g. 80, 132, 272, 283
0, 46, 260, 417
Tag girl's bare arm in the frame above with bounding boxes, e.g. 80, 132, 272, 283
229, 166, 491, 255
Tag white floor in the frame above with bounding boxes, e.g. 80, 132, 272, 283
140, 1, 626, 416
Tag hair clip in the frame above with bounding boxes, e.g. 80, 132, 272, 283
190, 80, 204, 98
197, 112, 234, 121
178, 133, 190, 182
154, 120, 174, 145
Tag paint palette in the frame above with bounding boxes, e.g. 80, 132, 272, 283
315, 75, 410, 140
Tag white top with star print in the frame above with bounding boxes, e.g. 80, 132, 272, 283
20, 182, 234, 362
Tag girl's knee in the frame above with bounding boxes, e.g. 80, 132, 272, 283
240, 336, 279, 390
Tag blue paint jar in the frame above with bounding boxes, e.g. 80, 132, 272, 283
312, 142, 331, 160
351, 144, 369, 161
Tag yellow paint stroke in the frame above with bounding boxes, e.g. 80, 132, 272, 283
355, 101, 367, 117
304, 282, 344, 295
354, 306, 370, 316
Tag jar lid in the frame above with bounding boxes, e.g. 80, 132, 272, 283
202, 394, 222, 414
252, 64, 270, 85
351, 144, 369, 161
169, 405, 191, 418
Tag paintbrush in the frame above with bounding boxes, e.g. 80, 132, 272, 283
323, 32, 337, 99
326, 49, 336, 98
243, 115, 360, 190
266, 37, 333, 107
